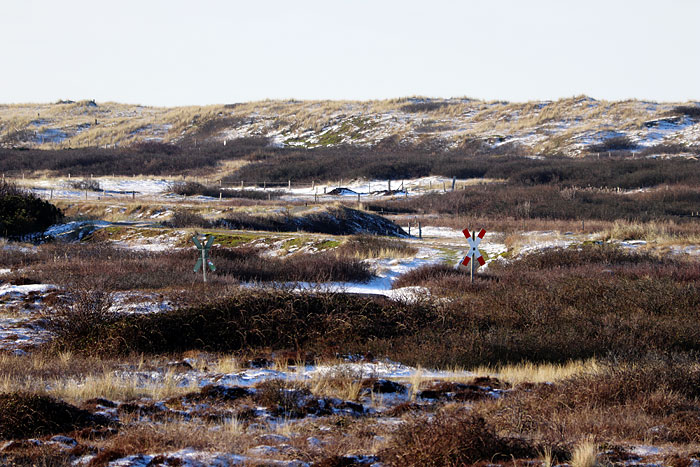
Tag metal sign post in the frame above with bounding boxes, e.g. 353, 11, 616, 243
461, 228, 486, 283
192, 234, 216, 282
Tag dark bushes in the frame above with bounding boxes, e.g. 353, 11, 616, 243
0, 180, 63, 238
368, 184, 700, 222
217, 206, 407, 236
639, 143, 700, 156
49, 290, 432, 355
4, 136, 699, 190
589, 136, 637, 153
401, 101, 450, 113
171, 181, 283, 199
495, 243, 662, 270
381, 411, 539, 466
0, 392, 108, 440
212, 247, 372, 283
482, 355, 700, 443
19, 242, 371, 290
37, 242, 700, 367
391, 262, 457, 284
224, 140, 520, 184
226, 144, 700, 189
43, 244, 700, 367
42, 288, 116, 352
336, 235, 417, 257
669, 105, 700, 120
379, 245, 700, 366
0, 137, 270, 176
166, 209, 212, 228
131, 141, 180, 155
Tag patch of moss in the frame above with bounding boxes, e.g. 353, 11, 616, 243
284, 136, 312, 147
203, 232, 261, 248
136, 227, 168, 238
317, 239, 341, 250
84, 225, 127, 242
435, 246, 461, 258
316, 131, 344, 146
498, 250, 513, 259
282, 237, 306, 250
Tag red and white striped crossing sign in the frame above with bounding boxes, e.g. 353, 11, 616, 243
461, 228, 486, 267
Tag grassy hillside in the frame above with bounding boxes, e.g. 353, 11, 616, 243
2, 96, 699, 156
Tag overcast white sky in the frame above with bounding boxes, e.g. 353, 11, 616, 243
2, 0, 699, 106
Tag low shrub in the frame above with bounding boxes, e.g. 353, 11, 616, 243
39, 244, 700, 368
0, 392, 109, 440
42, 287, 117, 352
212, 247, 372, 283
254, 379, 311, 418
0, 137, 269, 176
171, 181, 283, 199
0, 180, 63, 238
482, 355, 700, 443
131, 141, 180, 155
392, 263, 462, 289
589, 136, 637, 153
69, 178, 101, 191
47, 290, 433, 355
368, 183, 700, 222
668, 105, 700, 120
401, 101, 450, 113
639, 143, 700, 156
166, 209, 212, 228
492, 243, 661, 270
19, 242, 371, 291
336, 235, 417, 258
381, 410, 540, 466
217, 206, 407, 236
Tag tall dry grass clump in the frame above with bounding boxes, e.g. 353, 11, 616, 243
570, 437, 599, 467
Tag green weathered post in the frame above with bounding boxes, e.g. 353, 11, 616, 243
192, 234, 216, 283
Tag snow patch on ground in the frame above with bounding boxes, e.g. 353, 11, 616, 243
670, 245, 700, 256
631, 445, 662, 457
291, 256, 439, 300
517, 232, 577, 255
29, 178, 172, 200
44, 220, 110, 239
0, 283, 56, 298
107, 447, 306, 466
419, 226, 464, 238
129, 358, 473, 389
110, 292, 174, 314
